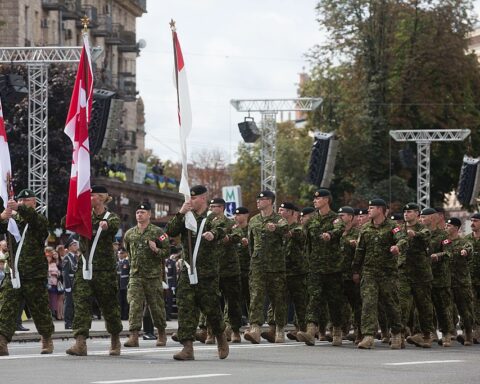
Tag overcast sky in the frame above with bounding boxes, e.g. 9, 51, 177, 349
136, 0, 480, 165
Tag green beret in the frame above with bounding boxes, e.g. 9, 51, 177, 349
17, 189, 36, 199
390, 212, 403, 221
368, 199, 387, 207
280, 202, 297, 211
301, 207, 315, 216
190, 185, 207, 196
403, 202, 420, 211
136, 202, 151, 211
447, 217, 462, 228
91, 185, 108, 194
313, 188, 331, 198
354, 208, 368, 215
470, 213, 480, 220
420, 208, 437, 216
235, 207, 249, 214
210, 198, 226, 205
257, 190, 275, 200
338, 206, 354, 215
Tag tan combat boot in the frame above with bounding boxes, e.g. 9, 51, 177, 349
406, 333, 424, 347
156, 328, 166, 347
244, 324, 261, 344
261, 324, 276, 343
0, 334, 9, 356
66, 335, 87, 356
224, 326, 232, 342
286, 327, 299, 341
205, 327, 215, 344
332, 327, 342, 346
422, 332, 432, 348
231, 331, 241, 343
173, 340, 194, 360
442, 333, 451, 347
275, 326, 285, 343
109, 334, 121, 356
464, 329, 473, 346
216, 332, 229, 359
357, 335, 375, 349
296, 323, 317, 346
124, 330, 139, 347
40, 336, 53, 354
195, 328, 207, 343
390, 333, 402, 349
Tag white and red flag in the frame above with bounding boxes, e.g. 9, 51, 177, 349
0, 97, 21, 242
64, 33, 93, 239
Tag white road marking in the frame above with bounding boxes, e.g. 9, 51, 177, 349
384, 360, 465, 366
91, 374, 231, 383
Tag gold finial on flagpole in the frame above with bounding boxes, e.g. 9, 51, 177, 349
169, 19, 176, 32
81, 15, 90, 33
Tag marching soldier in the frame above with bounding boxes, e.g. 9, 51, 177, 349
123, 202, 170, 348
466, 213, 480, 343
0, 190, 54, 356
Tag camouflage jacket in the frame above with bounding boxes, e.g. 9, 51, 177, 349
215, 215, 241, 277
0, 205, 49, 280
248, 211, 288, 273
393, 222, 433, 283
123, 223, 170, 278
304, 210, 344, 274
443, 237, 473, 287
78, 209, 120, 273
284, 222, 307, 277
429, 228, 451, 288
230, 225, 250, 274
165, 210, 225, 279
465, 233, 480, 286
353, 218, 399, 277
340, 226, 359, 280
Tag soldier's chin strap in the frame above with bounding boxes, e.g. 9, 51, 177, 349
82, 211, 111, 280
10, 224, 28, 289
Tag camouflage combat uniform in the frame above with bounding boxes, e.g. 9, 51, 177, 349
123, 223, 170, 332
465, 233, 480, 334
0, 205, 53, 342
230, 225, 250, 318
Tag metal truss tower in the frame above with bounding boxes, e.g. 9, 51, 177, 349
0, 46, 101, 216
231, 98, 322, 195
389, 129, 471, 209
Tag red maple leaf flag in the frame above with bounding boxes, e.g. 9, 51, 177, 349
64, 33, 93, 239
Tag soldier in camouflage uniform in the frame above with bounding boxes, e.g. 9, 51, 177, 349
466, 213, 480, 343
352, 199, 403, 349
66, 186, 123, 356
443, 217, 475, 346
0, 189, 54, 356
391, 203, 435, 348
122, 202, 170, 348
165, 185, 229, 360
296, 189, 346, 347
244, 190, 289, 344
419, 207, 455, 347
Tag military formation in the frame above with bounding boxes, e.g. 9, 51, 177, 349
1, 184, 480, 360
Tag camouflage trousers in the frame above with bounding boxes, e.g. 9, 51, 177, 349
431, 286, 454, 334
398, 274, 435, 335
249, 269, 287, 327
176, 269, 225, 342
72, 270, 123, 338
240, 271, 250, 318
127, 277, 166, 332
342, 279, 362, 334
360, 273, 402, 336
452, 284, 474, 332
472, 284, 480, 329
305, 272, 344, 328
0, 276, 54, 342
219, 274, 243, 332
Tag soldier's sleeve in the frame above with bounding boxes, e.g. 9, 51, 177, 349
105, 213, 120, 235
207, 216, 226, 240
123, 230, 131, 256
274, 217, 289, 234
248, 220, 255, 255
165, 212, 185, 237
17, 205, 49, 236
328, 220, 346, 241
154, 228, 170, 259
352, 230, 366, 273
462, 239, 474, 258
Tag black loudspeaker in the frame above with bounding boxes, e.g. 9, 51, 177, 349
0, 74, 28, 104
89, 89, 116, 155
457, 155, 480, 206
307, 132, 338, 188
238, 117, 260, 143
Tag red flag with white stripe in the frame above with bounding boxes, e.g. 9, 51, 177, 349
64, 33, 93, 239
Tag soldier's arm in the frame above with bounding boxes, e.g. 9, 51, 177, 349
352, 231, 366, 273
165, 213, 186, 237
153, 229, 170, 259
328, 220, 346, 241
104, 213, 120, 235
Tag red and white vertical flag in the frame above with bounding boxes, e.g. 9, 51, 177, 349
0, 97, 21, 241
64, 33, 93, 239
172, 22, 197, 232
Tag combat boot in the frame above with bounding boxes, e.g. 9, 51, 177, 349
66, 335, 87, 356
195, 328, 207, 343
244, 324, 261, 344
205, 328, 215, 344
216, 332, 229, 359
406, 333, 424, 348
224, 326, 232, 342
332, 327, 342, 346
421, 332, 433, 348
173, 340, 194, 360
124, 330, 139, 347
442, 333, 451, 347
275, 326, 285, 343
0, 334, 9, 356
261, 324, 276, 343
357, 335, 375, 349
40, 336, 53, 354
156, 328, 167, 347
354, 331, 363, 345
390, 333, 402, 349
109, 334, 121, 356
286, 327, 299, 341
231, 331, 241, 343
296, 323, 317, 346
464, 329, 473, 346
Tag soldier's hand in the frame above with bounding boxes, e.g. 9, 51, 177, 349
1, 208, 12, 220
407, 229, 416, 238
390, 245, 400, 255
461, 249, 468, 257
349, 239, 357, 247
321, 232, 331, 241
148, 240, 159, 253
222, 235, 230, 244
352, 273, 360, 284
99, 220, 108, 230
179, 200, 193, 214
266, 222, 276, 232
7, 199, 18, 211
241, 237, 249, 246
431, 253, 439, 262
202, 231, 214, 241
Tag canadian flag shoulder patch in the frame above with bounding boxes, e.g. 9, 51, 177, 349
392, 227, 401, 234
442, 239, 452, 246
158, 233, 169, 242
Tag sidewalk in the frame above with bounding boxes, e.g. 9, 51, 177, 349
12, 318, 180, 342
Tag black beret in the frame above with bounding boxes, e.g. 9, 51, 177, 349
301, 207, 315, 216
434, 207, 445, 214
403, 202, 420, 211
190, 185, 207, 196
338, 206, 355, 215
91, 185, 108, 194
420, 208, 437, 216
280, 202, 297, 211
136, 202, 151, 211
354, 208, 368, 216
17, 189, 36, 199
390, 212, 403, 221
65, 234, 79, 248
257, 190, 275, 200
368, 198, 387, 207
447, 217, 462, 228
210, 198, 226, 205
313, 188, 331, 198
235, 207, 249, 214
471, 213, 480, 220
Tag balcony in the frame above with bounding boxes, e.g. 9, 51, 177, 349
62, 0, 82, 20
118, 72, 136, 101
76, 5, 98, 29
105, 23, 124, 45
92, 14, 112, 37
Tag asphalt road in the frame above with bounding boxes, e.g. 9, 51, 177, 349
3, 337, 480, 384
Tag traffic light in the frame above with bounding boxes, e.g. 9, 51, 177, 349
457, 155, 480, 206
307, 132, 338, 188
